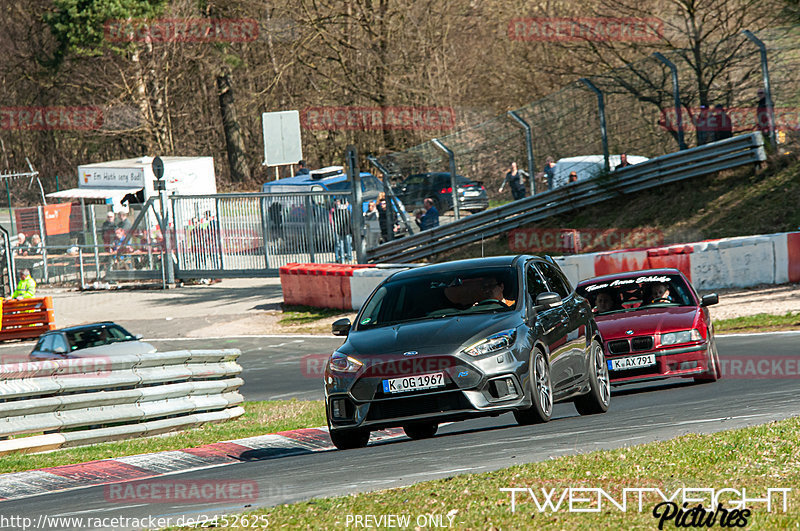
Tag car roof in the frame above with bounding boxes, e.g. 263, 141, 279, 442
388, 256, 528, 281
576, 268, 683, 286
406, 172, 467, 179
41, 321, 119, 334
263, 171, 375, 188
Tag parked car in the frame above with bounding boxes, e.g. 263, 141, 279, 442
30, 322, 155, 359
262, 166, 410, 240
575, 268, 720, 386
324, 255, 609, 449
395, 172, 489, 213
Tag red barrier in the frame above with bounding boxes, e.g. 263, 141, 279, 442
594, 250, 649, 277
646, 245, 693, 281
279, 264, 373, 310
788, 233, 800, 283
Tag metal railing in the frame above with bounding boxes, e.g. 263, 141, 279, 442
0, 347, 243, 455
171, 191, 356, 278
367, 133, 767, 263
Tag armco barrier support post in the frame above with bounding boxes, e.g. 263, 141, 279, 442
507, 111, 537, 196
432, 138, 461, 220
743, 30, 778, 148
579, 78, 610, 172
653, 53, 687, 150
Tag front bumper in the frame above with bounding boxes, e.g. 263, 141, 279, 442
607, 342, 712, 384
325, 352, 528, 431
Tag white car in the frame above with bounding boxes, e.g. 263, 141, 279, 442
553, 154, 648, 187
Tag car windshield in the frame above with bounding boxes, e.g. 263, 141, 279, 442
576, 273, 695, 315
357, 266, 518, 329
65, 324, 138, 350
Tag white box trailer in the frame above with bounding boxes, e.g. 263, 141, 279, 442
46, 156, 216, 228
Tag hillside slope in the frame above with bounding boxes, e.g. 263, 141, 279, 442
444, 152, 800, 262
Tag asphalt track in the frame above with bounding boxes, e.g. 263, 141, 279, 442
1, 332, 799, 528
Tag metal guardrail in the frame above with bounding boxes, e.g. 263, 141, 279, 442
367, 133, 767, 263
0, 347, 243, 455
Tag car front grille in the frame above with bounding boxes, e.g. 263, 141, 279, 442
365, 391, 472, 421
607, 336, 654, 355
608, 340, 630, 354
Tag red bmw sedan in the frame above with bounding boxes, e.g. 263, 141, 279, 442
576, 268, 721, 385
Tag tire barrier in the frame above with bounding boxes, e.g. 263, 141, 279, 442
0, 347, 243, 456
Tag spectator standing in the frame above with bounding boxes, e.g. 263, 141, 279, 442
543, 157, 556, 190
498, 161, 527, 200
11, 269, 36, 299
117, 209, 133, 232
756, 89, 773, 144
364, 201, 381, 249
416, 198, 439, 231
614, 153, 631, 171
712, 104, 733, 141
331, 198, 353, 263
377, 195, 391, 242
694, 105, 711, 145
296, 160, 310, 175
101, 211, 117, 250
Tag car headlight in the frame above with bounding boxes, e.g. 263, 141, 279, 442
462, 329, 517, 357
328, 352, 363, 373
660, 329, 702, 346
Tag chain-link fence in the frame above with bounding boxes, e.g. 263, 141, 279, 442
378, 26, 800, 212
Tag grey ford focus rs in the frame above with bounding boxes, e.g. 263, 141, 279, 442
324, 256, 610, 449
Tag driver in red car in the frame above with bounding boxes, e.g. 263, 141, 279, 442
648, 282, 673, 304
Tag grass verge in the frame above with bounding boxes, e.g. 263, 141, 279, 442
230, 416, 800, 529
0, 399, 325, 475
716, 312, 800, 334
280, 305, 352, 325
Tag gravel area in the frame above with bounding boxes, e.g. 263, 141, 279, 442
704, 283, 800, 321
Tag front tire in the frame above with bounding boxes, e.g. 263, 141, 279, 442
694, 342, 721, 383
514, 349, 553, 425
329, 428, 370, 450
403, 422, 438, 440
574, 340, 611, 415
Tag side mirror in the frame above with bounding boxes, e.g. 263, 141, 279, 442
535, 292, 563, 309
332, 318, 352, 337
701, 294, 719, 307
135, 334, 144, 340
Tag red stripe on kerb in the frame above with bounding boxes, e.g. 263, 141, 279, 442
46, 460, 152, 482
182, 442, 251, 461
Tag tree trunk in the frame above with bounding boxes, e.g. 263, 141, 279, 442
216, 72, 251, 183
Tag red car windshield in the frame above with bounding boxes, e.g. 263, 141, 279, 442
577, 274, 694, 315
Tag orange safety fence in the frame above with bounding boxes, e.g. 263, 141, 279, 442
0, 297, 56, 341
